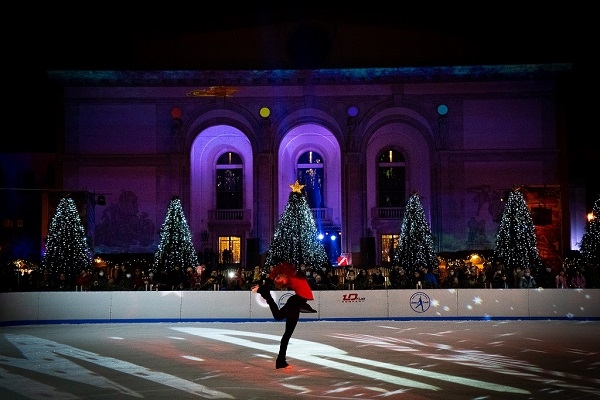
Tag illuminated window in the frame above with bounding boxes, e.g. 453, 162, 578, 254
381, 234, 400, 263
216, 152, 243, 209
219, 236, 241, 265
377, 149, 405, 207
297, 151, 324, 209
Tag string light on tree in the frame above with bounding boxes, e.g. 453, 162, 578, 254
42, 196, 93, 279
265, 181, 329, 271
153, 196, 198, 273
393, 192, 438, 274
493, 187, 543, 276
579, 196, 600, 267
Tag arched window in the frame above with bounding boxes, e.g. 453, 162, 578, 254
297, 151, 324, 209
216, 152, 243, 209
377, 149, 405, 207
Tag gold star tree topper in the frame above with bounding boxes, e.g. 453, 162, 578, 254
289, 180, 305, 193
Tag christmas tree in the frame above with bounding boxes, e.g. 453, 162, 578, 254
264, 181, 330, 271
393, 192, 438, 274
153, 196, 198, 272
493, 188, 542, 275
42, 196, 92, 279
579, 196, 600, 266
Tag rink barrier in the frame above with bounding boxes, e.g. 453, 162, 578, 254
1, 288, 599, 326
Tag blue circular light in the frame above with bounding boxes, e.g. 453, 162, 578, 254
437, 104, 448, 115
347, 106, 359, 117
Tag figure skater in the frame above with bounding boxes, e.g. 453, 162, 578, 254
252, 261, 317, 369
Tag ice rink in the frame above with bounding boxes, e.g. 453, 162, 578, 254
1, 320, 599, 399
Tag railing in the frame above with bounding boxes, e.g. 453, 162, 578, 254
372, 207, 405, 219
208, 209, 251, 221
311, 208, 332, 222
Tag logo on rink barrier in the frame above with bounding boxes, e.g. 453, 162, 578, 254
277, 292, 294, 308
342, 293, 365, 303
410, 292, 431, 313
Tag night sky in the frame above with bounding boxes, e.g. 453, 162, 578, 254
5, 6, 594, 206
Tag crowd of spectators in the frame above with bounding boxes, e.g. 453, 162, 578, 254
2, 259, 598, 292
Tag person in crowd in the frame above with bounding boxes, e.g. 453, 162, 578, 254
239, 269, 252, 290
298, 263, 309, 278
200, 269, 217, 290
513, 266, 525, 287
432, 266, 442, 285
251, 261, 317, 369
168, 264, 187, 290
119, 271, 134, 290
493, 273, 511, 288
518, 268, 537, 288
76, 269, 94, 291
311, 272, 327, 290
319, 265, 328, 281
476, 269, 488, 288
491, 262, 505, 283
252, 265, 264, 285
555, 269, 568, 288
112, 265, 127, 287
304, 268, 317, 288
422, 267, 439, 289
193, 264, 208, 288
569, 269, 586, 288
411, 269, 423, 289
371, 268, 386, 289
94, 269, 110, 290
324, 269, 340, 289
37, 269, 54, 291
456, 264, 468, 288
132, 268, 145, 290
440, 267, 457, 288
388, 264, 402, 289
20, 272, 37, 291
482, 262, 495, 285
355, 268, 370, 289
215, 270, 228, 290
538, 266, 555, 288
344, 265, 355, 280
154, 268, 170, 290
56, 272, 71, 291
186, 267, 201, 290
227, 269, 245, 290
464, 265, 481, 287
346, 268, 357, 290
397, 267, 411, 289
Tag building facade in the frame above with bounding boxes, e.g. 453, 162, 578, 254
2, 64, 580, 271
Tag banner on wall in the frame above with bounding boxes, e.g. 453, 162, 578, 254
337, 253, 351, 266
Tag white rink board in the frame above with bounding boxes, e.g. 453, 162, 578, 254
528, 288, 600, 318
38, 292, 112, 321
110, 291, 182, 320
2, 289, 600, 324
457, 289, 530, 318
317, 290, 389, 319
388, 289, 458, 318
0, 292, 40, 322
182, 291, 251, 319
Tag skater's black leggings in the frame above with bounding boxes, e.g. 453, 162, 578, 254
264, 293, 307, 361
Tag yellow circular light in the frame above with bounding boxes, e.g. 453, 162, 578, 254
259, 107, 271, 118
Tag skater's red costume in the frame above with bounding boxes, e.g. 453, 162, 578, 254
252, 261, 317, 369
268, 262, 314, 300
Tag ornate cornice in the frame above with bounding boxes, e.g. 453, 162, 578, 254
47, 64, 572, 87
